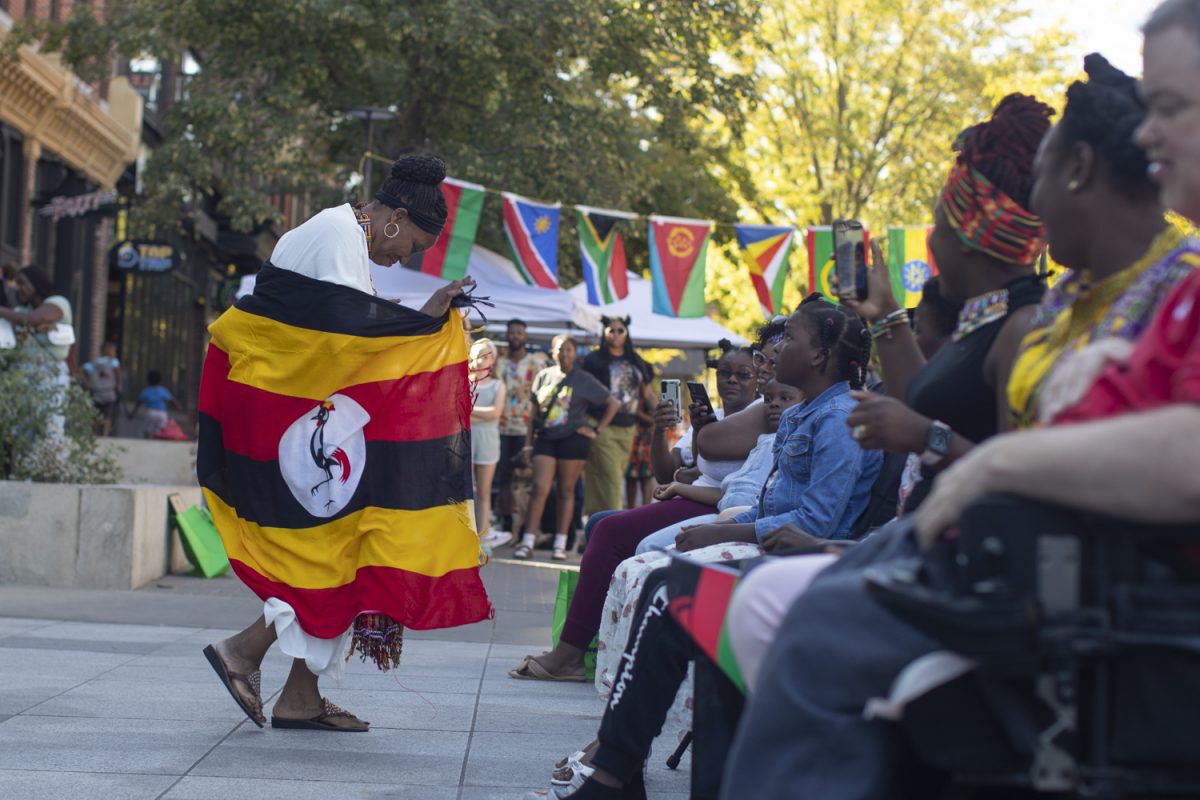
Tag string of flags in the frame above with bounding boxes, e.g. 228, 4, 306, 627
408, 173, 938, 319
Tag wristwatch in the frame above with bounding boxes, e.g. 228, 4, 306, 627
920, 420, 952, 467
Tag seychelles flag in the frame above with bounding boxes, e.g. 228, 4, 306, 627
806, 225, 871, 302
413, 177, 485, 281
735, 223, 795, 317
503, 192, 561, 289
649, 215, 712, 317
198, 265, 492, 643
887, 226, 938, 309
578, 206, 635, 305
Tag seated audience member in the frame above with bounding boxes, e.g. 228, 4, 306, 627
721, 21, 1200, 798
546, 298, 882, 799
509, 342, 765, 681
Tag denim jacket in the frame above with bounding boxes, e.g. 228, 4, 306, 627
717, 433, 776, 512
732, 382, 883, 541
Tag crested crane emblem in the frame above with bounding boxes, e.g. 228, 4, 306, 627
279, 393, 370, 518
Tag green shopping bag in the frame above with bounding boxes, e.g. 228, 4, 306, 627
550, 568, 599, 680
169, 494, 231, 578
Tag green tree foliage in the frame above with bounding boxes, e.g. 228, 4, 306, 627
10, 0, 761, 288
703, 0, 1074, 337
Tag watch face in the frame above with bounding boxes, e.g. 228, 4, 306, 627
929, 423, 952, 455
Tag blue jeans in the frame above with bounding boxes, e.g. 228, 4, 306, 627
633, 513, 718, 554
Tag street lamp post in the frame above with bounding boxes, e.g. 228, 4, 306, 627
344, 106, 396, 201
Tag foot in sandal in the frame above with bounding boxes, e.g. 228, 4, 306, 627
203, 643, 265, 727
272, 696, 369, 732
509, 645, 587, 682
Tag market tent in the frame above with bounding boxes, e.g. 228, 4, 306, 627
370, 245, 600, 330
566, 272, 747, 349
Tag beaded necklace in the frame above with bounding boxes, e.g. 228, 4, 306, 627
351, 205, 380, 297
352, 206, 374, 246
953, 288, 1010, 341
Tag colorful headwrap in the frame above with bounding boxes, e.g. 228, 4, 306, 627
940, 162, 1046, 265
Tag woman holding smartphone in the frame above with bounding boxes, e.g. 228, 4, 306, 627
514, 335, 620, 561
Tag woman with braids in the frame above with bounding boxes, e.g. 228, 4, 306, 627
840, 94, 1053, 512
509, 337, 762, 681
719, 70, 1200, 797
541, 298, 881, 800
200, 154, 490, 733
580, 316, 655, 514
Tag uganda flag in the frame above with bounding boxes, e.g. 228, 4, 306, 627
666, 555, 745, 693
197, 264, 493, 644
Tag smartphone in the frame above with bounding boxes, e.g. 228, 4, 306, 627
686, 381, 715, 418
833, 219, 869, 301
661, 379, 682, 424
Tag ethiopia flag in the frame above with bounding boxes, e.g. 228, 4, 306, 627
503, 192, 561, 289
887, 226, 938, 309
197, 265, 492, 643
736, 223, 795, 317
649, 215, 712, 317
578, 206, 635, 305
666, 555, 745, 692
413, 177, 484, 281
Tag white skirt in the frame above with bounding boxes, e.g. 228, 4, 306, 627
263, 598, 353, 680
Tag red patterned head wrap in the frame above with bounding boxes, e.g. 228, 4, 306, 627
939, 94, 1053, 265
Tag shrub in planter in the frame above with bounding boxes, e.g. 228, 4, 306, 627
0, 347, 120, 484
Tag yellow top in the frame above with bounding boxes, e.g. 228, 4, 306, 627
1007, 226, 1195, 428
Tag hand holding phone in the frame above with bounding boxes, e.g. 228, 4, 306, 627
660, 379, 682, 425
833, 219, 869, 302
686, 381, 715, 418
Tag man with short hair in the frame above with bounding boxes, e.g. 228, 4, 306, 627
494, 319, 549, 542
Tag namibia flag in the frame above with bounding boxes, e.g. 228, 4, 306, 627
197, 265, 492, 642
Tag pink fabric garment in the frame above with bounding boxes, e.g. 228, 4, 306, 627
727, 554, 839, 691
559, 497, 715, 650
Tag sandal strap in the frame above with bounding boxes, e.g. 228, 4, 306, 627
227, 669, 263, 711
321, 697, 361, 721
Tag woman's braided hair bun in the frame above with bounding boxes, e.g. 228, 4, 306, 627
956, 93, 1053, 210
391, 154, 447, 185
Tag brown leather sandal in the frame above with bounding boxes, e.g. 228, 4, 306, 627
271, 698, 370, 732
203, 644, 264, 727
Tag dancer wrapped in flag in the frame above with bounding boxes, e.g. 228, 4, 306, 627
200, 154, 493, 732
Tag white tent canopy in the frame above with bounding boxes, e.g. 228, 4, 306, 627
370, 245, 600, 330
566, 272, 747, 350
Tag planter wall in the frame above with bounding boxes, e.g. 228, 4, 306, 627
0, 482, 199, 589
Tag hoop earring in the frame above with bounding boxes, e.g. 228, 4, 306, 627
384, 222, 401, 239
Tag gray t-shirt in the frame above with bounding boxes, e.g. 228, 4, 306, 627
531, 365, 611, 440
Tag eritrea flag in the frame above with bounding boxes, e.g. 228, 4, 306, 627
666, 555, 745, 692
887, 226, 938, 309
735, 223, 796, 317
578, 206, 635, 305
197, 265, 492, 641
503, 192, 561, 289
414, 177, 485, 281
806, 225, 871, 302
649, 215, 712, 317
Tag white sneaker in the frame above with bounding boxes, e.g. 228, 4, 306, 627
482, 529, 514, 548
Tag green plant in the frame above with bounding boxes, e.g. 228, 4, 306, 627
0, 349, 121, 484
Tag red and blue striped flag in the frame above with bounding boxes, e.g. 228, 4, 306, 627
503, 192, 561, 289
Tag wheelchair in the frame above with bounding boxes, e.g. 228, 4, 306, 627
866, 495, 1200, 799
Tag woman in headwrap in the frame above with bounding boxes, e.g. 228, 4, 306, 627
200, 154, 492, 732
